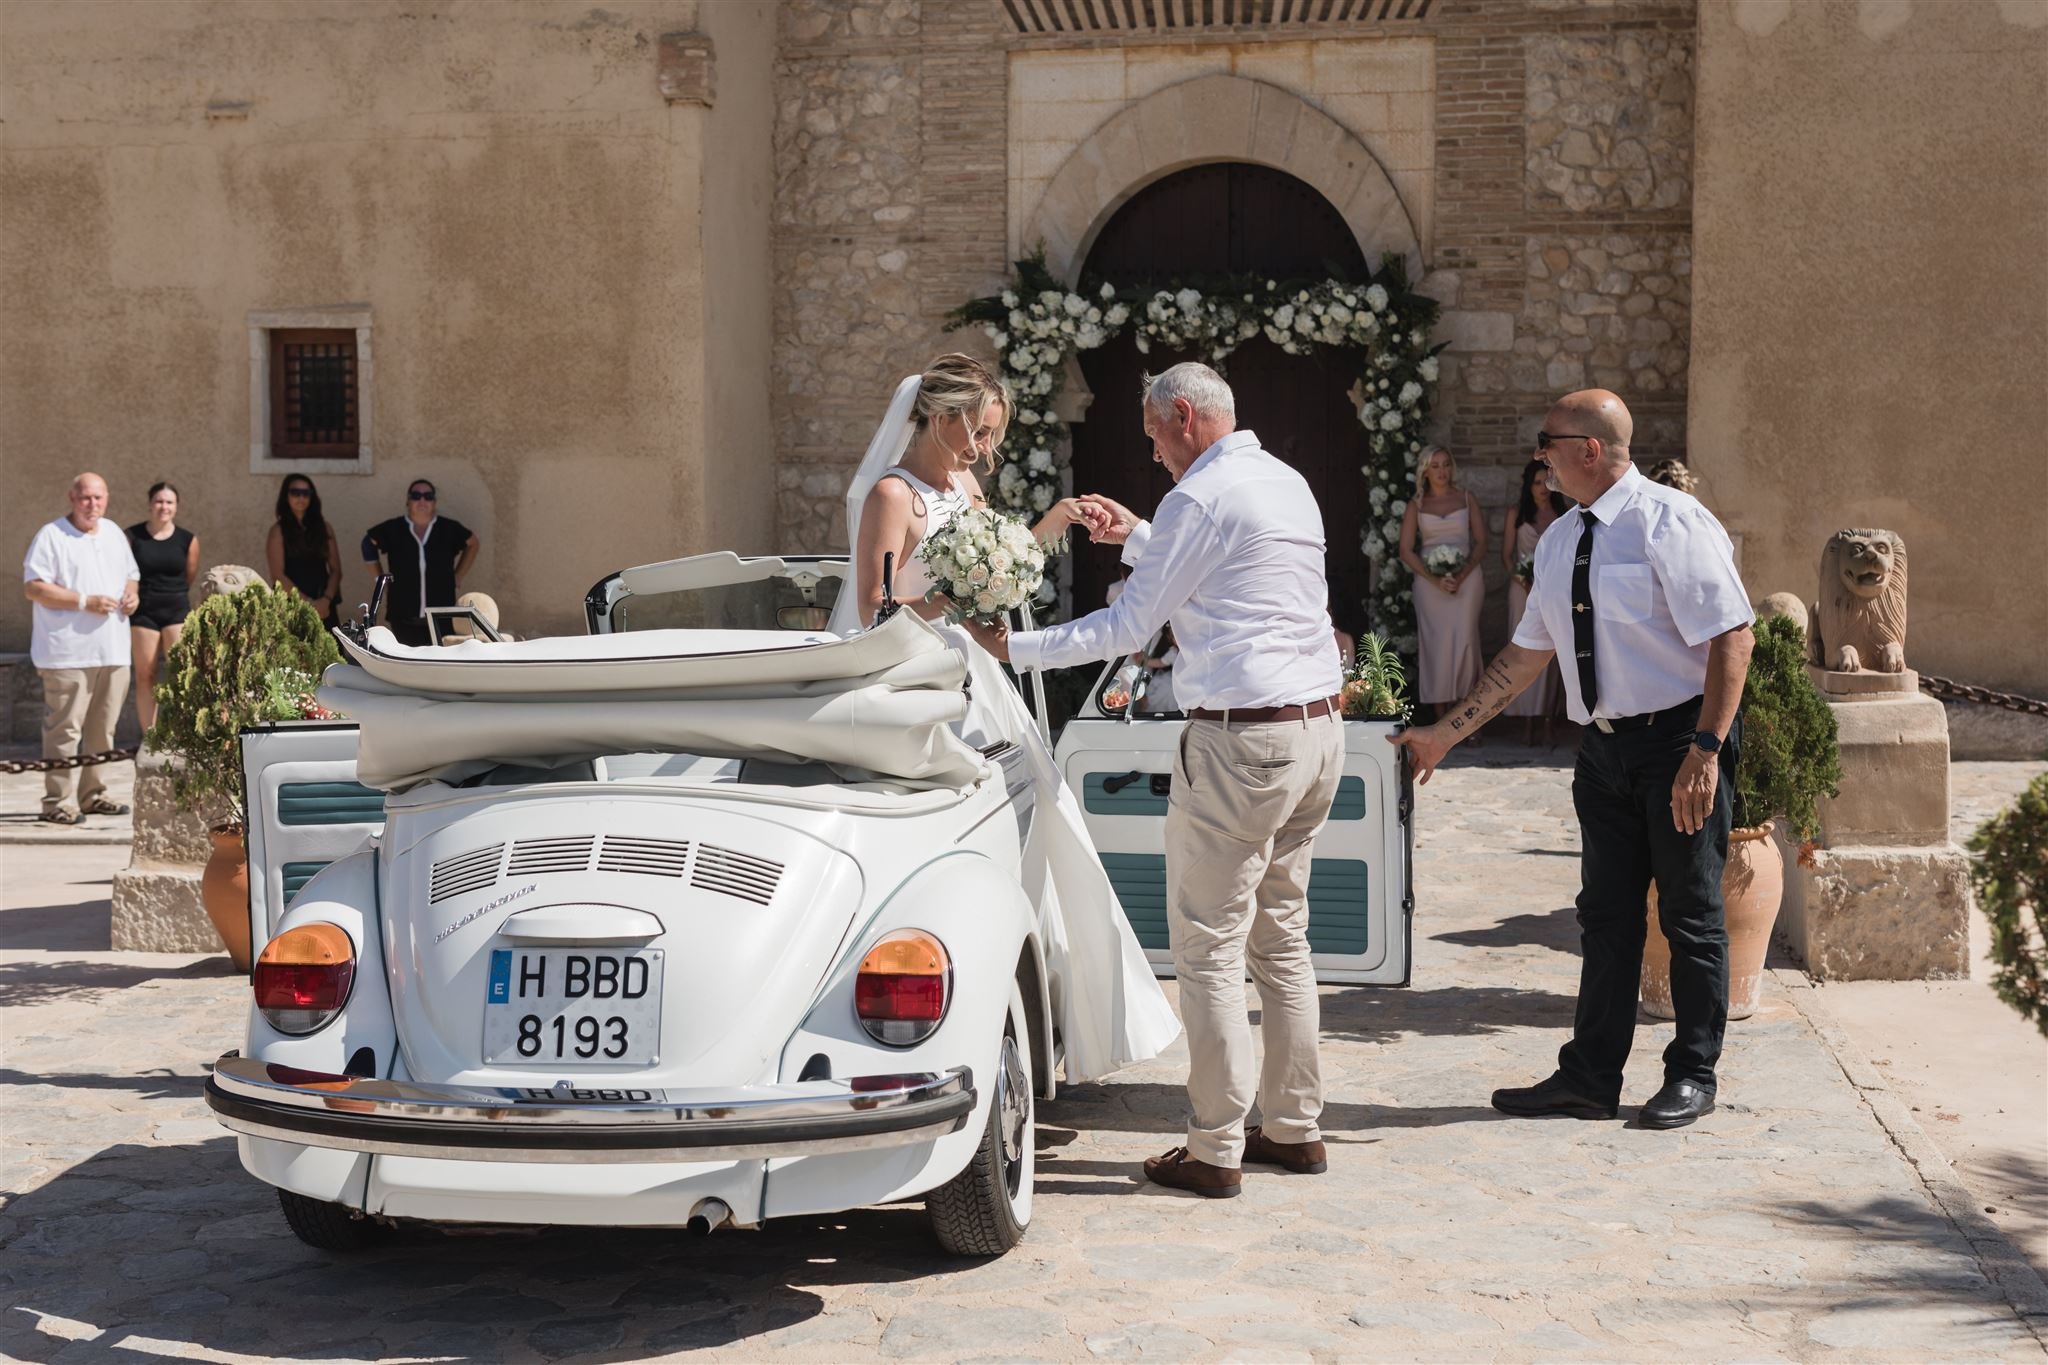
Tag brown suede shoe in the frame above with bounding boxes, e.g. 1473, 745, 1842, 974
1142, 1146, 1241, 1198
1243, 1125, 1328, 1174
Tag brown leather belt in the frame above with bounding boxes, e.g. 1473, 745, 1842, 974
1188, 694, 1343, 724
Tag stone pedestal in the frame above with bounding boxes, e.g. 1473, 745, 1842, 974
1775, 690, 1970, 981
110, 748, 229, 954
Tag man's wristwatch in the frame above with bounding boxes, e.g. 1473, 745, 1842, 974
1691, 730, 1723, 755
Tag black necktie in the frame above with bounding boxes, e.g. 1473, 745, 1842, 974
1572, 511, 1599, 715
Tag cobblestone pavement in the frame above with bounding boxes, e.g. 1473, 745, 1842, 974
3, 755, 2045, 1363
0, 754, 135, 845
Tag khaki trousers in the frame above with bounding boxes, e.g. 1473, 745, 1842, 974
1165, 710, 1345, 1166
40, 665, 130, 817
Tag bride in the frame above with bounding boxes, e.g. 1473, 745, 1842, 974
829, 353, 1181, 1084
842, 352, 1099, 630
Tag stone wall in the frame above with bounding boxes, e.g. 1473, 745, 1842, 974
1688, 0, 2048, 693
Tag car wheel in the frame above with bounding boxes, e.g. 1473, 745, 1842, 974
927, 979, 1034, 1256
276, 1189, 392, 1252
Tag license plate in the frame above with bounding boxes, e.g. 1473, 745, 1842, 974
481, 948, 664, 1065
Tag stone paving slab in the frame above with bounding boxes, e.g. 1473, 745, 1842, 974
0, 756, 136, 845
2, 756, 2044, 1362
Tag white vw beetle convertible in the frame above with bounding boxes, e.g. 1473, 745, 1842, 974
206, 554, 1176, 1256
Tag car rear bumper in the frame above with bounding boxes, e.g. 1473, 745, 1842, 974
206, 1053, 975, 1164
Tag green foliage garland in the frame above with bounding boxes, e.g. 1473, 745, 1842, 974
952, 250, 1445, 651
1734, 613, 1842, 838
149, 582, 343, 826
1971, 775, 2048, 1036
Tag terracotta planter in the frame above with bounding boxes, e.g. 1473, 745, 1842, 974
1641, 823, 1782, 1022
201, 825, 253, 972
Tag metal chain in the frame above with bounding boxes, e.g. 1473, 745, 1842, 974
1920, 674, 2048, 717
0, 746, 140, 775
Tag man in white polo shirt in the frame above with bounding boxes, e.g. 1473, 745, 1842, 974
22, 473, 140, 825
1392, 390, 1754, 1130
969, 362, 1346, 1199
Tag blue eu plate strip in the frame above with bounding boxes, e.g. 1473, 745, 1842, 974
487, 949, 512, 1004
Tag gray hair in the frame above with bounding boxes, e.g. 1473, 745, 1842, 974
1141, 362, 1235, 425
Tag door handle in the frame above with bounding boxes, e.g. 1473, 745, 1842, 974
1102, 770, 1143, 795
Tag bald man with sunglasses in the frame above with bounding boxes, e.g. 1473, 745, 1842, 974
1390, 390, 1755, 1131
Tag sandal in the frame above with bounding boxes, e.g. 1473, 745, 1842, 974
37, 810, 83, 826
81, 796, 130, 816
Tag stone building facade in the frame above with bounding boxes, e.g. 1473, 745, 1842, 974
770, 0, 1699, 649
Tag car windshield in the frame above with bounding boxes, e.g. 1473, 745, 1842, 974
590, 555, 849, 635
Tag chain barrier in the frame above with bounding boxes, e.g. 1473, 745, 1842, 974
1920, 675, 2048, 718
0, 746, 140, 776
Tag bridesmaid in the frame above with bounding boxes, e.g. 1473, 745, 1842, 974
126, 482, 199, 734
1500, 459, 1568, 745
1399, 446, 1485, 733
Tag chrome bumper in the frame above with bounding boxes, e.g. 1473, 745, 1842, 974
206, 1053, 975, 1164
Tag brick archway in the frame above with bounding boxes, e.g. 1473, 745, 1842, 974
1020, 74, 1422, 286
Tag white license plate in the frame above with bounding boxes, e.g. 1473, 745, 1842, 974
482, 948, 664, 1065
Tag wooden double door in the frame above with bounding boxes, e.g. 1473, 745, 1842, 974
1065, 162, 1376, 639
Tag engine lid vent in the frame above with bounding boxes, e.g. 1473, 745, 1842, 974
690, 844, 784, 906
429, 844, 504, 904
597, 836, 690, 878
507, 836, 596, 876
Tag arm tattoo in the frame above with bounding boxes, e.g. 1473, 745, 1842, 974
1445, 658, 1521, 733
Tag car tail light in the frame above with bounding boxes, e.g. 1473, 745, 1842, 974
254, 924, 357, 1035
855, 930, 949, 1046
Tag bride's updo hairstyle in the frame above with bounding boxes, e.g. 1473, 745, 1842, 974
913, 352, 1011, 471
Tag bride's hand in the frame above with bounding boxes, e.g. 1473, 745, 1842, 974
1032, 498, 1095, 541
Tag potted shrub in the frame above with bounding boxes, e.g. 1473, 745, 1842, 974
1972, 775, 2048, 1038
1340, 630, 1413, 722
1643, 612, 1842, 1019
149, 581, 341, 970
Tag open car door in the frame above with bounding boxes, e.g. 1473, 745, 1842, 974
240, 721, 377, 950
1050, 631, 1414, 985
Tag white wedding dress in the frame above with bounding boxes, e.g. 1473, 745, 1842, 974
826, 377, 1182, 1084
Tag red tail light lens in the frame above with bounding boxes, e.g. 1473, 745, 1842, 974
254, 924, 356, 1035
855, 931, 949, 1046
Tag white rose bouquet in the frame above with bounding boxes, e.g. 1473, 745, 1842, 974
1423, 545, 1467, 579
916, 506, 1050, 627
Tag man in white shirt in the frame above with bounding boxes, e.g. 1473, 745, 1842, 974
1392, 390, 1755, 1129
22, 473, 141, 825
969, 363, 1346, 1198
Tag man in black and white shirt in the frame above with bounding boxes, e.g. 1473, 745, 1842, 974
1392, 390, 1754, 1129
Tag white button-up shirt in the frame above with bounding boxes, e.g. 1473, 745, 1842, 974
1007, 430, 1344, 710
1511, 464, 1753, 724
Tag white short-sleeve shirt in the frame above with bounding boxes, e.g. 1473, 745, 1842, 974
22, 516, 141, 669
1511, 465, 1752, 724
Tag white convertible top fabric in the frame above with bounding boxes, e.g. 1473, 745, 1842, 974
320, 612, 986, 792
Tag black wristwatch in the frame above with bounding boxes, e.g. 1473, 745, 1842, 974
1690, 730, 1723, 755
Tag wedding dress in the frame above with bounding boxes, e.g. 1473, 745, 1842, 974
827, 376, 1182, 1084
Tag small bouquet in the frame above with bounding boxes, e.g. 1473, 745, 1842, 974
917, 506, 1050, 627
1340, 631, 1410, 721
1513, 553, 1535, 589
1423, 545, 1467, 579
262, 665, 336, 721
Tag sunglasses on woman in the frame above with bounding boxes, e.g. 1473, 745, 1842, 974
286, 486, 312, 497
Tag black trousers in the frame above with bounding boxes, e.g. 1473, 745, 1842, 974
1557, 700, 1740, 1104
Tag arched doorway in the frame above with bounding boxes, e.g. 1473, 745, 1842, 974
1066, 163, 1374, 638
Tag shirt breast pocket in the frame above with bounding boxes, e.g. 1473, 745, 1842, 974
1597, 564, 1657, 624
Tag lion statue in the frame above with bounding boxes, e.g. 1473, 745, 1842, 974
1808, 529, 1907, 673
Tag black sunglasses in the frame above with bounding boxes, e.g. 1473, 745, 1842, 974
1535, 431, 1595, 451
286, 486, 312, 497
407, 489, 437, 501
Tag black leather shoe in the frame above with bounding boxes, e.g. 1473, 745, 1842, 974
1639, 1079, 1715, 1129
1490, 1074, 1618, 1120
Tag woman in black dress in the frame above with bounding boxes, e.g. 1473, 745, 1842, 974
266, 475, 342, 630
127, 481, 199, 734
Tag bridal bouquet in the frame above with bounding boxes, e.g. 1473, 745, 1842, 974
917, 507, 1049, 626
1423, 545, 1467, 579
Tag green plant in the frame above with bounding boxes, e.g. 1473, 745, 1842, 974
1341, 630, 1411, 721
1734, 612, 1841, 838
149, 582, 342, 826
1971, 775, 2048, 1037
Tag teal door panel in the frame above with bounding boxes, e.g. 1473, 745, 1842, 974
1086, 772, 1366, 821
1328, 777, 1367, 821
281, 860, 332, 907
1098, 852, 1371, 957
277, 781, 385, 826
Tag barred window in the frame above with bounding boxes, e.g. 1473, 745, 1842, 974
269, 329, 360, 461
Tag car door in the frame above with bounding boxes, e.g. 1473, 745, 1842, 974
240, 721, 381, 951
1051, 646, 1413, 985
